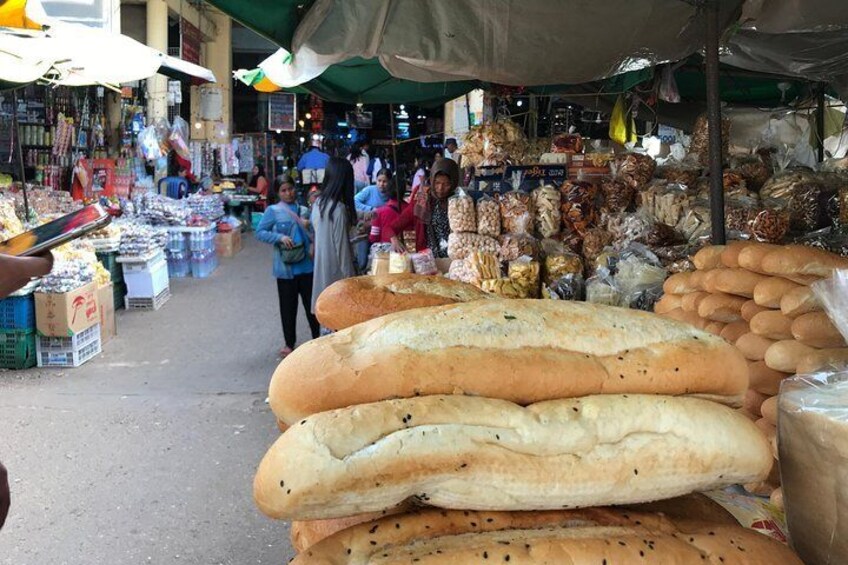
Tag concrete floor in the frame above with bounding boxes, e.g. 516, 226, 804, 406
0, 237, 300, 564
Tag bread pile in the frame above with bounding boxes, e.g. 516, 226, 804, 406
654, 240, 848, 504
254, 298, 799, 562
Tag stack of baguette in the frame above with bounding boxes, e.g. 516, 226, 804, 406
654, 241, 848, 505
254, 296, 800, 563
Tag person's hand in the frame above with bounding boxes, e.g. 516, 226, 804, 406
0, 252, 54, 299
279, 235, 294, 249
0, 461, 9, 530
390, 238, 406, 254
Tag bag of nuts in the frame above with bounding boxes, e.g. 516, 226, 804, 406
750, 201, 790, 243
476, 194, 501, 237
531, 184, 562, 238
448, 188, 477, 233
447, 232, 500, 260
498, 233, 540, 262
499, 190, 534, 234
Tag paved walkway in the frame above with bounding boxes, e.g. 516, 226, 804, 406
0, 237, 301, 564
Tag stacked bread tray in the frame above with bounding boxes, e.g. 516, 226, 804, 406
654, 240, 848, 506
253, 275, 801, 563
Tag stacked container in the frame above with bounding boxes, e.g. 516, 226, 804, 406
0, 292, 37, 369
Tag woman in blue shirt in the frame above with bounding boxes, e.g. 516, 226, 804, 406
256, 177, 320, 357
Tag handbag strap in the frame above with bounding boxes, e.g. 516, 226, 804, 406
278, 203, 310, 239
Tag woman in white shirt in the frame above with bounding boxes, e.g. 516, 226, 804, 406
348, 143, 370, 190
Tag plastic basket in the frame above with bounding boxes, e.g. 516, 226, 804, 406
0, 294, 36, 330
36, 325, 101, 368
0, 329, 37, 370
96, 251, 124, 283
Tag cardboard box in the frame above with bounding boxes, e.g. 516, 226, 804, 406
35, 282, 100, 337
96, 283, 116, 345
215, 230, 242, 258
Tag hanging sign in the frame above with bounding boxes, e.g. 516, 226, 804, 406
268, 93, 297, 132
180, 18, 202, 66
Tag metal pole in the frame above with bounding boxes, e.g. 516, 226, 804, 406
389, 103, 400, 199
464, 93, 473, 129
11, 89, 29, 221
816, 83, 826, 163
705, 1, 726, 245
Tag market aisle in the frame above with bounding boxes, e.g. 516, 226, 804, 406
0, 237, 299, 564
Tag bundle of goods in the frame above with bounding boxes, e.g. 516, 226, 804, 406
457, 120, 529, 172
0, 195, 23, 241
38, 260, 95, 293
689, 113, 731, 166
559, 180, 598, 243
118, 221, 167, 257
613, 152, 656, 189
759, 169, 844, 235
256, 300, 799, 563
654, 240, 848, 504
132, 192, 191, 226
185, 193, 224, 222
584, 245, 667, 311
14, 187, 77, 218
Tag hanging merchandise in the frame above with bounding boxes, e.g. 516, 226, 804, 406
609, 95, 636, 146
169, 117, 191, 160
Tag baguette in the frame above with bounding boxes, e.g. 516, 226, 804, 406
663, 272, 700, 295
720, 320, 750, 344
255, 395, 772, 520
270, 301, 749, 424
764, 340, 816, 373
690, 269, 709, 291
749, 310, 794, 341
704, 321, 726, 336
770, 487, 784, 511
654, 293, 683, 315
748, 361, 792, 395
737, 243, 780, 274
314, 274, 492, 331
753, 277, 800, 309
681, 291, 709, 313
795, 347, 848, 374
720, 241, 753, 268
735, 333, 776, 362
791, 311, 846, 349
761, 244, 848, 279
697, 292, 747, 323
741, 300, 769, 323
292, 508, 800, 565
780, 285, 822, 317
291, 504, 413, 553
693, 245, 725, 270
761, 396, 778, 426
706, 269, 769, 299
743, 388, 769, 417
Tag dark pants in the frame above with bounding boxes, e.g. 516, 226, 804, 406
276, 274, 320, 348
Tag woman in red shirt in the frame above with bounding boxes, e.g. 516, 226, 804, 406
369, 178, 404, 244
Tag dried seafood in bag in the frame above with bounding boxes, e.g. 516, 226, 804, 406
600, 177, 634, 213
499, 190, 534, 234
614, 153, 656, 189
560, 180, 598, 236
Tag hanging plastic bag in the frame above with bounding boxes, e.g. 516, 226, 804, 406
609, 95, 636, 146
658, 65, 681, 104
169, 116, 191, 160
137, 125, 164, 161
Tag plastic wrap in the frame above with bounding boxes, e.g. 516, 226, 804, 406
599, 177, 635, 214
476, 194, 501, 238
448, 189, 477, 233
388, 252, 412, 274
447, 232, 499, 261
531, 184, 561, 238
498, 233, 539, 262
410, 249, 438, 275
508, 256, 541, 299
481, 277, 523, 299
499, 190, 534, 234
169, 117, 191, 160
547, 272, 585, 301
614, 245, 668, 311
794, 228, 848, 257
690, 113, 731, 166
369, 245, 391, 276
541, 239, 584, 286
585, 274, 622, 306
750, 203, 790, 243
467, 251, 501, 284
560, 180, 598, 236
614, 152, 656, 189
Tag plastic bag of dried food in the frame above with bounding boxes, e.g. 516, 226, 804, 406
613, 152, 656, 189
498, 233, 540, 262
447, 232, 500, 261
690, 113, 730, 166
541, 239, 584, 286
655, 162, 701, 189
599, 177, 635, 214
733, 155, 771, 192
481, 277, 523, 299
410, 249, 439, 275
499, 190, 534, 234
642, 221, 683, 248
582, 227, 614, 268
468, 251, 501, 283
447, 259, 477, 285
604, 211, 652, 250
531, 184, 561, 238
652, 244, 699, 273
750, 201, 790, 243
615, 245, 667, 311
548, 272, 585, 301
722, 169, 749, 198
370, 251, 390, 276
638, 181, 693, 228
389, 252, 412, 274
724, 195, 760, 237
760, 169, 838, 234
476, 194, 501, 238
560, 180, 598, 236
508, 256, 541, 298
586, 273, 622, 306
448, 188, 477, 233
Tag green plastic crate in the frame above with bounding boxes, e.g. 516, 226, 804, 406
0, 329, 37, 370
97, 251, 124, 283
113, 282, 127, 311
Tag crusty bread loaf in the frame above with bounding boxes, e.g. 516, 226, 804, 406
753, 277, 800, 309
780, 285, 821, 317
737, 243, 780, 274
795, 347, 848, 374
681, 291, 709, 313
741, 300, 769, 323
654, 293, 683, 315
290, 504, 414, 553
770, 487, 784, 511
743, 388, 769, 417
748, 361, 792, 396
697, 292, 747, 323
761, 245, 848, 279
663, 272, 700, 295
761, 396, 778, 426
735, 333, 776, 362
690, 269, 709, 291
764, 340, 816, 373
624, 493, 739, 525
749, 310, 794, 341
791, 311, 846, 349
291, 508, 801, 565
706, 269, 769, 299
314, 274, 492, 331
254, 395, 772, 520
705, 321, 726, 336
693, 245, 725, 270
270, 300, 749, 424
720, 241, 754, 268
720, 321, 750, 344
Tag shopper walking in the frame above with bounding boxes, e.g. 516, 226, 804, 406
311, 157, 356, 316
348, 143, 370, 190
255, 177, 320, 357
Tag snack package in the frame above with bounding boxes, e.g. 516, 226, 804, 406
468, 251, 501, 284
724, 195, 759, 238
531, 184, 561, 238
499, 190, 534, 234
560, 180, 598, 236
541, 239, 584, 286
599, 177, 635, 214
734, 155, 771, 192
508, 256, 541, 299
655, 162, 701, 189
448, 188, 477, 233
476, 194, 501, 238
614, 152, 656, 189
585, 273, 622, 306
581, 227, 614, 268
370, 251, 390, 276
760, 170, 840, 234
547, 272, 585, 301
447, 259, 476, 285
690, 113, 731, 166
722, 169, 749, 198
638, 181, 693, 228
410, 249, 439, 275
481, 277, 523, 299
498, 233, 540, 262
388, 252, 412, 274
447, 232, 499, 261
614, 244, 668, 311
750, 202, 790, 243
701, 488, 788, 544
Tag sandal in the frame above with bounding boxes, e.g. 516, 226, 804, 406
279, 346, 294, 358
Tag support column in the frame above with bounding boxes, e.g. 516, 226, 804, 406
146, 0, 169, 122
204, 10, 232, 143
705, 0, 726, 245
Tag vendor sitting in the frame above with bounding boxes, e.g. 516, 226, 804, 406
353, 169, 392, 211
